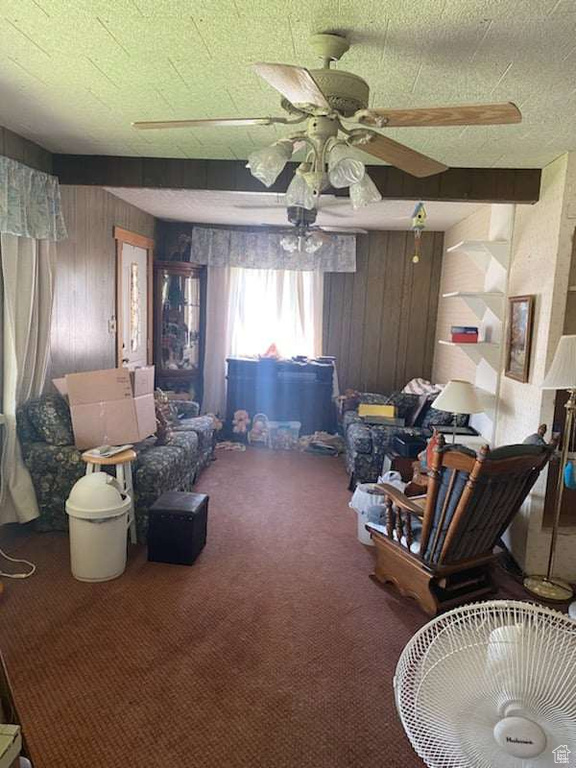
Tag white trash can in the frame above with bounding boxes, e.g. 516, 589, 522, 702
66, 472, 132, 582
349, 483, 386, 546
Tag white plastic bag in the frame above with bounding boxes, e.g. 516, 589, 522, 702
377, 470, 406, 492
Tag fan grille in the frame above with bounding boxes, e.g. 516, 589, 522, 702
395, 600, 576, 768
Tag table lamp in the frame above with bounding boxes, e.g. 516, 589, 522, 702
431, 379, 483, 443
524, 334, 576, 603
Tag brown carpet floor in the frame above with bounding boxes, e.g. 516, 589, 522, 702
0, 449, 524, 768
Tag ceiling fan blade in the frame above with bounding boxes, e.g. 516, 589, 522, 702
318, 226, 368, 234
351, 130, 447, 178
233, 204, 286, 211
357, 102, 521, 128
253, 63, 330, 112
132, 117, 281, 130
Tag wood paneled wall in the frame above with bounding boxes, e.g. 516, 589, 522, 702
50, 186, 156, 380
323, 231, 444, 394
0, 125, 52, 173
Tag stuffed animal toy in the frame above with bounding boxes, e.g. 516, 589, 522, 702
248, 413, 269, 446
154, 389, 174, 446
206, 413, 224, 432
232, 409, 251, 435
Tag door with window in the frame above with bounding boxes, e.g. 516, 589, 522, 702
115, 227, 154, 369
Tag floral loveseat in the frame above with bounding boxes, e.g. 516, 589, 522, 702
343, 390, 469, 486
17, 393, 215, 541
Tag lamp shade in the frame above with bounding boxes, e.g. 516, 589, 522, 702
432, 379, 483, 415
246, 140, 292, 188
349, 172, 382, 210
285, 173, 315, 210
541, 334, 576, 390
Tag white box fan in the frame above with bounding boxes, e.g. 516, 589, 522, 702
394, 600, 576, 767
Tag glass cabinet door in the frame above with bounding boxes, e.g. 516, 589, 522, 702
157, 266, 202, 372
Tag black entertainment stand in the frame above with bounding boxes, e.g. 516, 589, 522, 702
225, 357, 336, 435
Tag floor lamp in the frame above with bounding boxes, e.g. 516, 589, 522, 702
431, 379, 483, 443
524, 334, 576, 603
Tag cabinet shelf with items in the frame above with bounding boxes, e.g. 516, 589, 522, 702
154, 260, 206, 402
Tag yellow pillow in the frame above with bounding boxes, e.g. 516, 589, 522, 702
358, 404, 396, 418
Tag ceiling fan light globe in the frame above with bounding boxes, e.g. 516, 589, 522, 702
305, 232, 324, 253
246, 140, 293, 188
349, 172, 382, 210
286, 173, 316, 210
328, 157, 366, 188
280, 234, 298, 253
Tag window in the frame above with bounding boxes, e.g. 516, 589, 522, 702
228, 268, 323, 359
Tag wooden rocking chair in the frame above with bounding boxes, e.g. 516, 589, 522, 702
366, 434, 557, 616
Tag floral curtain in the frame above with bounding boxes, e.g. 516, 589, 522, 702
191, 226, 356, 272
0, 156, 66, 524
0, 156, 67, 241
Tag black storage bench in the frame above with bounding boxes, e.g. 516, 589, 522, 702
148, 491, 208, 565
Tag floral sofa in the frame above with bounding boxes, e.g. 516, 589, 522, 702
17, 393, 215, 542
343, 390, 469, 486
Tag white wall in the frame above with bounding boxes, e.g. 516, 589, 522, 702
495, 153, 576, 579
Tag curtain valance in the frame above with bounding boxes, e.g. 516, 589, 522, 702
0, 156, 67, 241
191, 226, 356, 272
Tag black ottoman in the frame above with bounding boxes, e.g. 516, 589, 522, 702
148, 491, 208, 565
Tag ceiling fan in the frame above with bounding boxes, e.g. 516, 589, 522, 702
133, 32, 521, 201
277, 206, 366, 254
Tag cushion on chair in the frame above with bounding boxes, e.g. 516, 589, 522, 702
346, 422, 372, 454
487, 443, 546, 460
422, 466, 470, 564
402, 378, 443, 396
26, 394, 74, 446
382, 392, 421, 422
420, 404, 469, 429
358, 392, 392, 406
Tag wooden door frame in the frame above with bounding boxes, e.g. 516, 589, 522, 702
114, 226, 154, 367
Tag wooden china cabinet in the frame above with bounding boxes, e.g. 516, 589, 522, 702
153, 260, 206, 403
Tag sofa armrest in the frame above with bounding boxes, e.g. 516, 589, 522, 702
172, 400, 200, 419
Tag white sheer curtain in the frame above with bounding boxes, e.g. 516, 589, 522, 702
229, 268, 323, 359
1, 234, 56, 524
202, 267, 324, 416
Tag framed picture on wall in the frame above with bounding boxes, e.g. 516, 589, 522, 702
505, 295, 535, 382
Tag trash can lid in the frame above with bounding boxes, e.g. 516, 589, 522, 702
66, 472, 129, 517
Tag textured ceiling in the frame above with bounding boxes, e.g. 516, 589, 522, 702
1, 1, 576, 168
105, 187, 486, 231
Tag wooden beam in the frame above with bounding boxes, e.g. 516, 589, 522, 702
52, 154, 542, 204
1, 126, 53, 173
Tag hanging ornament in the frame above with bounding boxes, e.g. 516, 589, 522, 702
410, 202, 427, 264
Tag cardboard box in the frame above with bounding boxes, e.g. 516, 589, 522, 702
53, 367, 156, 450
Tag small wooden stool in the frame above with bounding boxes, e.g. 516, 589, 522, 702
81, 449, 137, 544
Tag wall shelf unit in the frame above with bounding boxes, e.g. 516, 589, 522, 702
446, 239, 509, 270
442, 291, 505, 319
439, 228, 513, 443
438, 339, 501, 368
